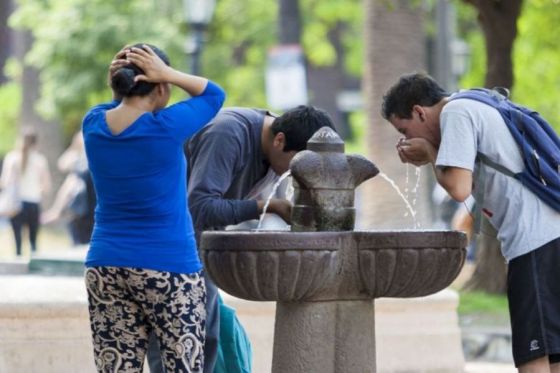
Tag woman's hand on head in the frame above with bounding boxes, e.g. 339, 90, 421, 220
125, 45, 172, 84
108, 47, 130, 86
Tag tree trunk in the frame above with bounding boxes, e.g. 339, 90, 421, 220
463, 216, 507, 294
307, 24, 357, 139
278, 0, 357, 140
15, 30, 64, 206
461, 0, 523, 294
278, 0, 301, 45
464, 0, 523, 88
0, 0, 12, 84
361, 0, 433, 230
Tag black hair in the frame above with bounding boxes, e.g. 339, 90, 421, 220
110, 43, 170, 98
381, 72, 448, 120
271, 105, 337, 152
20, 127, 37, 172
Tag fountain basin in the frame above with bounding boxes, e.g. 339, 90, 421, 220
356, 231, 466, 298
202, 231, 340, 301
201, 230, 466, 302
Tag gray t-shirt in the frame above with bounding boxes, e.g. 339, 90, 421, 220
436, 98, 560, 261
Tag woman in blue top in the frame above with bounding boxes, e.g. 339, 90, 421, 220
82, 44, 225, 373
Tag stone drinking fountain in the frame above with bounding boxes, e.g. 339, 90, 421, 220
201, 127, 466, 373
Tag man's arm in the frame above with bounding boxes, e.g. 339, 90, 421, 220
432, 165, 472, 202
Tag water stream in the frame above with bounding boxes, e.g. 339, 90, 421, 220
378, 172, 419, 228
411, 166, 422, 213
256, 170, 292, 230
257, 169, 422, 230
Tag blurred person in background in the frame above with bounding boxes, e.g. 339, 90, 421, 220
0, 127, 51, 256
42, 131, 96, 246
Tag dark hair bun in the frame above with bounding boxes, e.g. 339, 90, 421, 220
111, 67, 136, 96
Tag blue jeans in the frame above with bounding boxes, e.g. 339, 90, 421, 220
147, 271, 220, 373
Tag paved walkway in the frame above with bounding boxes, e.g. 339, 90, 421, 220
465, 361, 516, 372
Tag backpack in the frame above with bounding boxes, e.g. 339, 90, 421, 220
214, 295, 252, 373
450, 88, 560, 213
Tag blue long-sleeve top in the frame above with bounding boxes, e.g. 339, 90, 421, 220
82, 81, 225, 273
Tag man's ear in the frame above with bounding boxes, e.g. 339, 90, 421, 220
412, 105, 426, 122
273, 132, 286, 149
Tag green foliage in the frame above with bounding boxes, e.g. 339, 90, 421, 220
10, 0, 185, 133
8, 0, 364, 130
300, 0, 362, 71
458, 291, 509, 317
456, 1, 485, 89
206, 0, 362, 108
344, 111, 367, 156
456, 0, 560, 133
512, 1, 560, 131
202, 0, 277, 108
0, 82, 21, 157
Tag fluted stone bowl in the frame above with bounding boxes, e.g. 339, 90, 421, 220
201, 232, 340, 301
200, 230, 466, 302
355, 231, 467, 298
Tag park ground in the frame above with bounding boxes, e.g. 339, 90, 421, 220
0, 221, 516, 372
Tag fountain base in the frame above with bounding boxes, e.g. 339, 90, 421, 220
273, 300, 376, 373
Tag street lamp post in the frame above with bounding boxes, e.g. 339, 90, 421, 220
182, 0, 216, 76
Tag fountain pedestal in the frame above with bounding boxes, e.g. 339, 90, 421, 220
203, 230, 466, 373
273, 300, 376, 372
224, 289, 464, 373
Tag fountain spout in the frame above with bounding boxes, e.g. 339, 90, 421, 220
290, 126, 379, 231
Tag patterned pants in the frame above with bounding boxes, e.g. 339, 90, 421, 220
85, 267, 206, 373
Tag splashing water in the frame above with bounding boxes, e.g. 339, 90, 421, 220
256, 170, 292, 230
402, 165, 422, 223
411, 167, 422, 211
378, 172, 419, 228
404, 164, 410, 202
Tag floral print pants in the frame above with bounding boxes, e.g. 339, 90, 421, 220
85, 267, 206, 373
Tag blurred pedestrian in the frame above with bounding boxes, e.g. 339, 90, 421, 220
0, 127, 51, 256
42, 132, 95, 245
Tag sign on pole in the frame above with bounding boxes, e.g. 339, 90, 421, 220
265, 45, 308, 111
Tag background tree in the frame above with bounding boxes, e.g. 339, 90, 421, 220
510, 0, 560, 126
462, 0, 523, 88
0, 0, 18, 156
3, 0, 559, 238
0, 0, 12, 84
458, 0, 522, 294
17, 29, 65, 195
361, 0, 434, 230
9, 0, 363, 136
10, 0, 185, 135
302, 0, 362, 140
